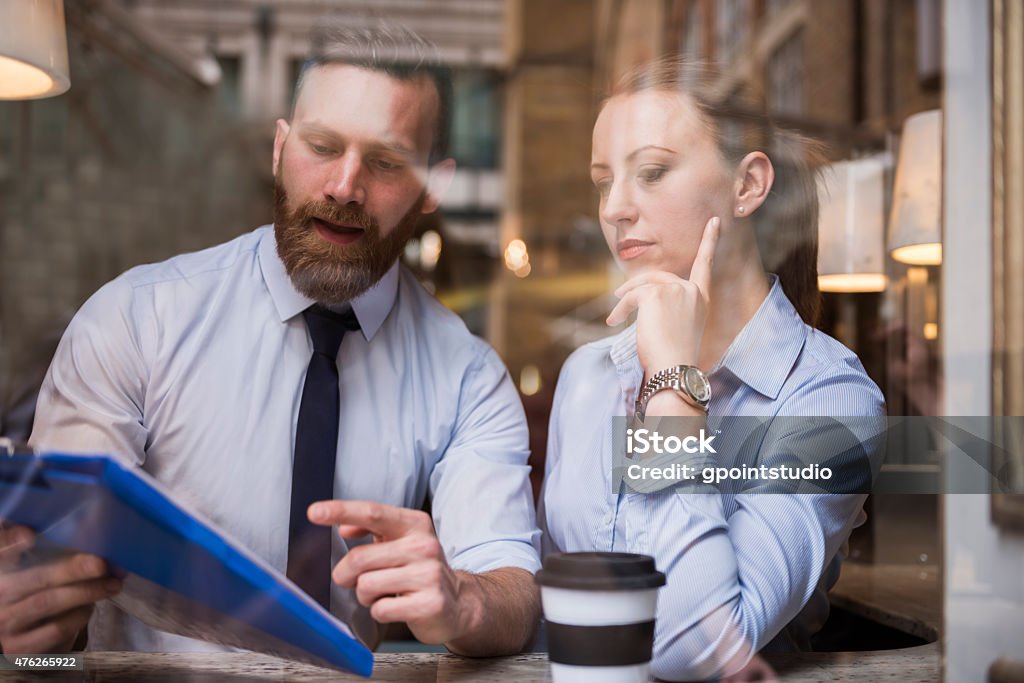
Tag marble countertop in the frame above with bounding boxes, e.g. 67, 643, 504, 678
0, 646, 940, 682
0, 564, 943, 681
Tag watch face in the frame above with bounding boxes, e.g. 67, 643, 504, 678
684, 367, 711, 403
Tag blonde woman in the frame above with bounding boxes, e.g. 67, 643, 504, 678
540, 59, 885, 680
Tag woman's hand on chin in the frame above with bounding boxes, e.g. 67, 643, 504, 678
606, 216, 720, 374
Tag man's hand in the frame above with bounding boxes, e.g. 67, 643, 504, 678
0, 524, 121, 655
310, 500, 538, 655
313, 500, 466, 645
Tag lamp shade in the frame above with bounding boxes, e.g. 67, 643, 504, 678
888, 109, 942, 265
0, 0, 70, 100
817, 156, 888, 292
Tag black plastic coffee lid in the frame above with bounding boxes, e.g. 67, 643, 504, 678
535, 552, 667, 590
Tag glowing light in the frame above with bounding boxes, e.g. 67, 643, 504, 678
892, 243, 942, 266
818, 273, 888, 293
420, 230, 441, 270
504, 239, 531, 277
0, 55, 54, 98
906, 267, 929, 285
404, 238, 420, 263
504, 239, 529, 269
519, 365, 541, 396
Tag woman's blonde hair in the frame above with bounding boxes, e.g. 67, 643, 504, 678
608, 57, 824, 326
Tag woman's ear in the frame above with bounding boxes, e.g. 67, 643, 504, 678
732, 151, 775, 218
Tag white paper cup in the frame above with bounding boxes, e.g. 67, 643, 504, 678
536, 552, 666, 683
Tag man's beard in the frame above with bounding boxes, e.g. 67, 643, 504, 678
273, 178, 425, 306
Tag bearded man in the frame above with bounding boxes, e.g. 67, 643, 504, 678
2, 23, 541, 658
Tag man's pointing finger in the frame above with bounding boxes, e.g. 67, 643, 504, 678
309, 500, 427, 539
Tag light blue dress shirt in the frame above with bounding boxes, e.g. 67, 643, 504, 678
539, 275, 885, 680
30, 225, 541, 652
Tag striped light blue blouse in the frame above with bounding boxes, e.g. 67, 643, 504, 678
539, 275, 886, 680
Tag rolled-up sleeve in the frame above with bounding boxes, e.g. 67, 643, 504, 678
625, 364, 886, 681
428, 344, 542, 575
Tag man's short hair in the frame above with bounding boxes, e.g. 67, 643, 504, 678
293, 22, 452, 165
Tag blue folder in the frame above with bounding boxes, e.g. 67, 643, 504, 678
0, 451, 373, 677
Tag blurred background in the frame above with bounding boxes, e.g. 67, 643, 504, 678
0, 0, 946, 560
0, 0, 943, 484
1, 1, 1022, 676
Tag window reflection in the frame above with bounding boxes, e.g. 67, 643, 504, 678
0, 0, 948, 564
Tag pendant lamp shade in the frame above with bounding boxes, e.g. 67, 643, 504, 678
888, 109, 942, 265
0, 0, 70, 100
818, 156, 888, 293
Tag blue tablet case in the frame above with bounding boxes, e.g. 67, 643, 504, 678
0, 451, 373, 677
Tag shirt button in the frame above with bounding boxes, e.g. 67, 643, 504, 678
604, 513, 613, 524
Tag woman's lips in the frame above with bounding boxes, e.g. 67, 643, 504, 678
617, 239, 654, 260
313, 218, 365, 246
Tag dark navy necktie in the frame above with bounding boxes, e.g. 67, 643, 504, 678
287, 304, 360, 609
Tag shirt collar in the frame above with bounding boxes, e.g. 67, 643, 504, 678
710, 274, 807, 400
609, 274, 807, 400
257, 225, 398, 342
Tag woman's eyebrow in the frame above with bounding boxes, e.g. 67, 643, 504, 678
626, 145, 677, 161
591, 144, 678, 170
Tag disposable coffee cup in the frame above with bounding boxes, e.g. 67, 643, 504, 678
536, 552, 666, 683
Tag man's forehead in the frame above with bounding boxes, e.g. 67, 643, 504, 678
293, 64, 438, 154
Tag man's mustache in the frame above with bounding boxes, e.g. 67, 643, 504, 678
296, 202, 376, 231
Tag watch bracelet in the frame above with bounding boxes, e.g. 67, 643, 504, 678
635, 364, 694, 415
